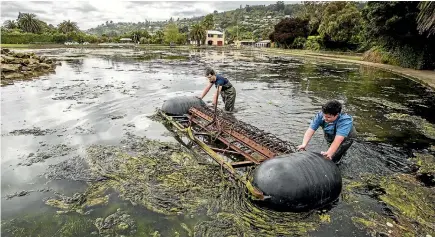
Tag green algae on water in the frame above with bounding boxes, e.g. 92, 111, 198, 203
349, 173, 435, 236
94, 208, 137, 236
356, 97, 410, 111
45, 184, 109, 214
1, 213, 96, 237
385, 113, 435, 139
411, 152, 435, 185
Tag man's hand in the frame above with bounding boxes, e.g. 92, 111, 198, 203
297, 144, 307, 151
321, 151, 333, 160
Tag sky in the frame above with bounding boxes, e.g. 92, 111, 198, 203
1, 1, 297, 30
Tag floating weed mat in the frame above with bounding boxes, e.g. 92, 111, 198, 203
384, 113, 435, 140
1, 213, 96, 237
40, 133, 328, 236
344, 173, 435, 237
83, 134, 224, 216
194, 184, 320, 236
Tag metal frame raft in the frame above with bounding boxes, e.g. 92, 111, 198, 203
159, 105, 297, 200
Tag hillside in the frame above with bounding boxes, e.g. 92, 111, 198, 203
86, 2, 302, 41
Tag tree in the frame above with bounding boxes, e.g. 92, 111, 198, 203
362, 2, 435, 69
202, 14, 214, 30
152, 30, 164, 44
269, 17, 309, 48
246, 5, 252, 12
275, 1, 285, 12
318, 2, 363, 46
17, 13, 42, 33
363, 2, 423, 46
295, 1, 328, 35
164, 23, 184, 44
417, 1, 435, 37
179, 25, 188, 34
58, 20, 80, 34
3, 20, 18, 29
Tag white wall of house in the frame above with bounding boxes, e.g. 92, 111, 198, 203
205, 30, 225, 46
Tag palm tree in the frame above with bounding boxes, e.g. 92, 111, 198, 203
58, 20, 80, 34
3, 20, 18, 29
189, 23, 205, 46
17, 13, 42, 33
417, 2, 435, 36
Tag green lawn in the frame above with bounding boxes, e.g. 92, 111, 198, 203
1, 44, 32, 48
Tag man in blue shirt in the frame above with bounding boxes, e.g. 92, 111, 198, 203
199, 67, 237, 112
298, 100, 357, 163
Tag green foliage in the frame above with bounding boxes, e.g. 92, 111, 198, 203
58, 20, 80, 34
17, 13, 42, 33
295, 2, 328, 35
152, 30, 164, 44
269, 17, 309, 48
1, 31, 97, 44
362, 46, 400, 66
164, 23, 184, 44
318, 2, 363, 45
3, 20, 18, 29
362, 2, 420, 47
362, 2, 435, 69
275, 1, 285, 12
303, 35, 322, 50
417, 2, 435, 36
202, 14, 214, 30
189, 24, 205, 46
292, 36, 306, 49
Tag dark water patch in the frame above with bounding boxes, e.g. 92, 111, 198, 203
4, 188, 52, 200
17, 144, 76, 166
44, 155, 101, 182
7, 127, 56, 136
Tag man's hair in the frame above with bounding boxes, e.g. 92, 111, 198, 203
322, 100, 342, 115
205, 67, 215, 76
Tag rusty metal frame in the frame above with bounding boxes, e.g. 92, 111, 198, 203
190, 108, 277, 159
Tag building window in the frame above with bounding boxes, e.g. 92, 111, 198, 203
208, 34, 212, 37
217, 34, 223, 38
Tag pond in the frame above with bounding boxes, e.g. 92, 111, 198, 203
1, 48, 434, 236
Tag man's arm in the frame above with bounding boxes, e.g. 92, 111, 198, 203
322, 135, 345, 159
213, 86, 222, 105
298, 128, 316, 150
200, 83, 213, 99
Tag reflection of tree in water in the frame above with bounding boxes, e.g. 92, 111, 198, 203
65, 59, 84, 73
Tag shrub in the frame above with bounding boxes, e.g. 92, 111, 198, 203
292, 37, 306, 49
304, 36, 322, 50
362, 46, 400, 66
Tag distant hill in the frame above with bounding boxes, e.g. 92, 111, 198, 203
86, 2, 303, 41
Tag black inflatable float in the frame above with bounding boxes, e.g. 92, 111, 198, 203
252, 151, 342, 212
161, 96, 206, 115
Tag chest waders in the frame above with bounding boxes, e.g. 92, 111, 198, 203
218, 81, 236, 112
322, 120, 357, 164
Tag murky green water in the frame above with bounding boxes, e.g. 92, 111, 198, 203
1, 48, 434, 237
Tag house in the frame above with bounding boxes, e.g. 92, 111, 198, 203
255, 40, 271, 48
119, 38, 133, 43
235, 39, 256, 48
205, 30, 225, 46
